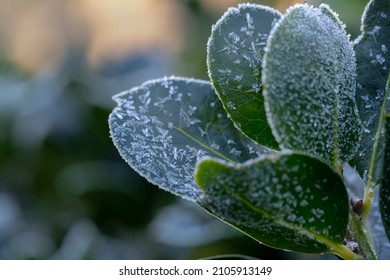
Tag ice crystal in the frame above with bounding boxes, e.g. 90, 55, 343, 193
263, 4, 361, 166
207, 3, 281, 148
195, 152, 349, 253
109, 77, 268, 201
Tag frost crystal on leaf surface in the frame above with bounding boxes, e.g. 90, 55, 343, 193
195, 152, 349, 253
109, 77, 269, 201
207, 4, 282, 149
352, 0, 390, 183
262, 4, 361, 167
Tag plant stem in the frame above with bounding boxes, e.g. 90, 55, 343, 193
330, 244, 365, 260
348, 211, 377, 259
313, 230, 366, 260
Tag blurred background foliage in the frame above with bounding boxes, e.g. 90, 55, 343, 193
0, 0, 367, 259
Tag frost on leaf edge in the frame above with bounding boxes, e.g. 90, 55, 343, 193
206, 3, 282, 150
108, 76, 212, 202
194, 150, 349, 254
261, 3, 360, 166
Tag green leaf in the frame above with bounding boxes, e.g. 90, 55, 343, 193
351, 0, 390, 184
380, 114, 390, 241
207, 3, 281, 149
195, 152, 349, 254
108, 77, 268, 201
262, 4, 361, 167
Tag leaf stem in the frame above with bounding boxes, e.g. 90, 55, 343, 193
348, 210, 377, 259
308, 225, 366, 260
329, 244, 366, 260
361, 73, 390, 220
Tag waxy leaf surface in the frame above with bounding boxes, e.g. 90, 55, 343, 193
207, 4, 281, 149
109, 77, 268, 201
263, 4, 361, 167
195, 152, 349, 253
352, 0, 390, 184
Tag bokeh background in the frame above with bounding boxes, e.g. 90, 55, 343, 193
0, 0, 368, 259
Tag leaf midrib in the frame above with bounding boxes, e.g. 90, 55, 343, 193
173, 125, 236, 163
332, 90, 340, 168
220, 180, 344, 254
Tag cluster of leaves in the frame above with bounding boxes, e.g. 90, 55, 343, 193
109, 0, 390, 259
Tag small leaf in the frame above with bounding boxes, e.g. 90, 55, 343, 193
380, 114, 390, 241
207, 3, 281, 149
351, 0, 390, 183
109, 77, 269, 201
262, 4, 361, 167
195, 152, 349, 253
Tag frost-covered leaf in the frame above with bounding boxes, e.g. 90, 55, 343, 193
262, 4, 361, 167
109, 77, 268, 201
351, 0, 390, 183
207, 4, 281, 149
195, 152, 349, 253
380, 114, 390, 241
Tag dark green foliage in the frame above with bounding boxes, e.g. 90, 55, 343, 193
207, 4, 281, 149
352, 0, 390, 185
195, 153, 349, 253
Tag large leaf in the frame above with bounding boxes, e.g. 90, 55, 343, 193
262, 4, 361, 167
352, 0, 390, 184
109, 77, 268, 201
195, 152, 349, 254
380, 114, 390, 241
207, 3, 281, 149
